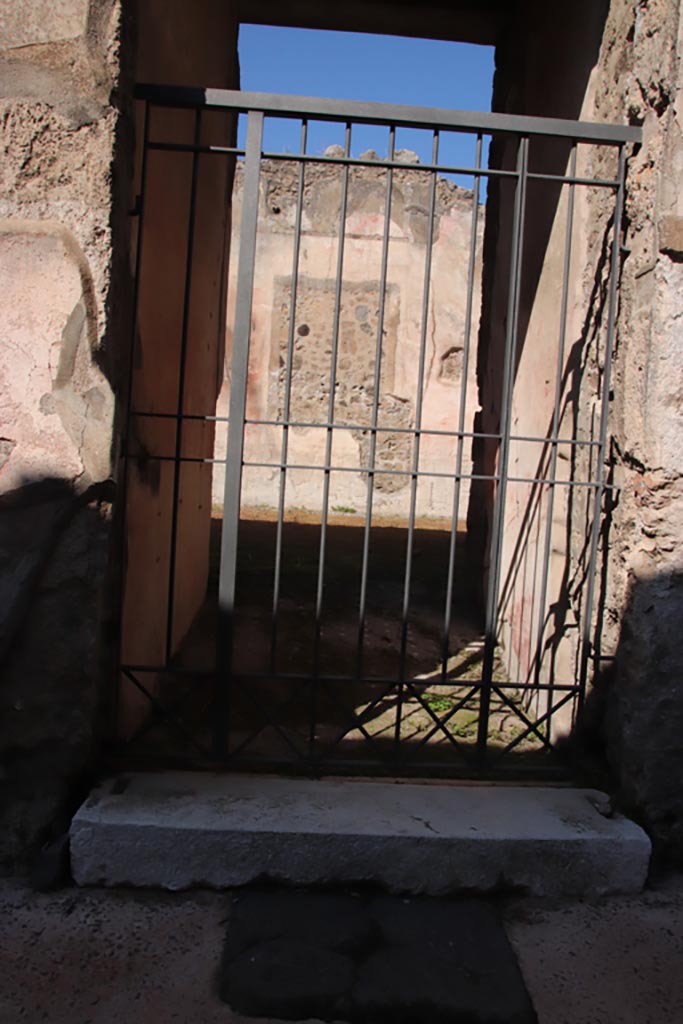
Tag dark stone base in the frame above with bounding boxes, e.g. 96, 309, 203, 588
219, 887, 537, 1022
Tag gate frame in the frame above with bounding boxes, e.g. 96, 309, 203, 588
119, 83, 640, 776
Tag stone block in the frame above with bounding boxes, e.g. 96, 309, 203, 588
0, 0, 88, 51
219, 887, 536, 1023
658, 214, 683, 258
70, 773, 651, 898
0, 221, 113, 494
224, 939, 355, 1020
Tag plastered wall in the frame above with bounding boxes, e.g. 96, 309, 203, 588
213, 156, 484, 523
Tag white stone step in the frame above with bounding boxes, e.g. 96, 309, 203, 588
70, 772, 651, 898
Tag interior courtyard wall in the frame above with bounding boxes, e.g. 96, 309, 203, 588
213, 157, 483, 525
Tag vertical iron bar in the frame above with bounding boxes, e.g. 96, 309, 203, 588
526, 502, 542, 694
123, 100, 151, 467
356, 125, 396, 679
395, 130, 440, 755
440, 133, 483, 683
533, 144, 577, 727
116, 98, 151, 726
310, 122, 352, 756
165, 108, 203, 665
476, 135, 529, 767
271, 119, 308, 673
215, 110, 264, 756
578, 144, 626, 706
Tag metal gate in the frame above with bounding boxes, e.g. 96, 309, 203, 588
117, 84, 639, 777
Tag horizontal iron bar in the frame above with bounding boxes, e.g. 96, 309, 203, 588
144, 139, 623, 190
129, 409, 602, 450
148, 141, 245, 157
129, 410, 601, 448
234, 678, 581, 694
244, 417, 602, 448
264, 153, 620, 190
132, 409, 229, 422
123, 454, 227, 464
260, 150, 516, 180
135, 84, 641, 145
122, 449, 616, 490
120, 664, 581, 693
146, 139, 513, 181
122, 664, 213, 676
262, 152, 621, 189
527, 170, 619, 188
120, 451, 437, 478
241, 459, 609, 488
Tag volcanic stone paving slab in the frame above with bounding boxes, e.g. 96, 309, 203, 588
220, 887, 537, 1023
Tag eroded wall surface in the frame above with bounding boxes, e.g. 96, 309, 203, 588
0, 0, 122, 863
475, 0, 683, 855
214, 156, 484, 523
595, 0, 683, 856
0, 0, 241, 862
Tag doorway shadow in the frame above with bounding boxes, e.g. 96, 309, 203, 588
574, 567, 683, 861
118, 514, 573, 778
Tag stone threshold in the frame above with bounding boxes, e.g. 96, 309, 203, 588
70, 772, 651, 898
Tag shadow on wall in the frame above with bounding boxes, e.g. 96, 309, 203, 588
488, 0, 611, 368
0, 218, 127, 870
468, 0, 611, 580
577, 567, 683, 865
491, 208, 618, 708
0, 477, 115, 870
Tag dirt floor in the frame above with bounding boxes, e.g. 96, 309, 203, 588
122, 512, 562, 775
2, 874, 683, 1024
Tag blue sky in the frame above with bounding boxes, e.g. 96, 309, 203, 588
237, 26, 494, 181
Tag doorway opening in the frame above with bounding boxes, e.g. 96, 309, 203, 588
115, 14, 638, 779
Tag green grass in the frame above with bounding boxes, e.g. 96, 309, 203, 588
423, 692, 456, 714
